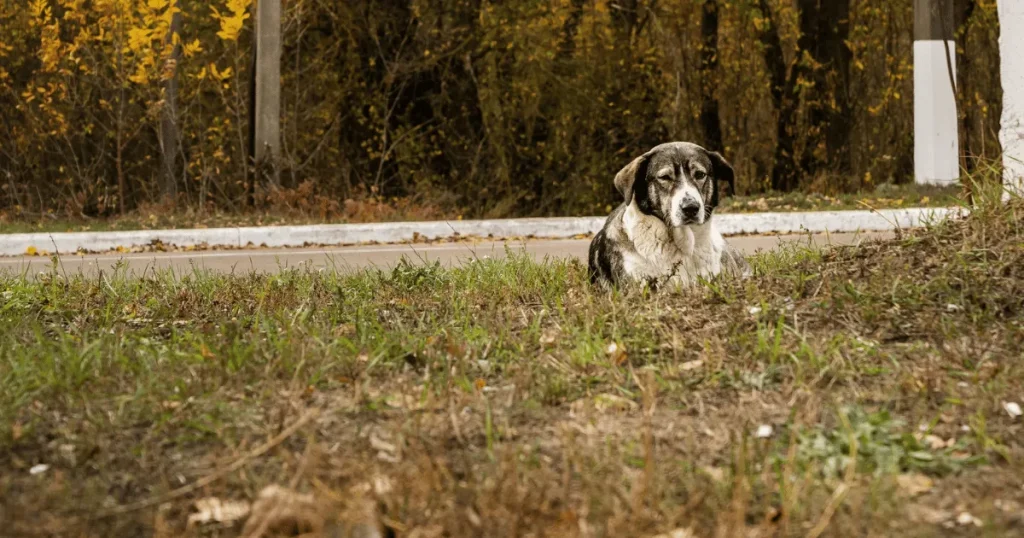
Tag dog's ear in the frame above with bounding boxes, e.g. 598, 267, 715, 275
708, 151, 735, 208
631, 154, 655, 214
614, 150, 655, 204
614, 154, 644, 201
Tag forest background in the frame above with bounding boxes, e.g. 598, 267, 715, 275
0, 0, 1003, 223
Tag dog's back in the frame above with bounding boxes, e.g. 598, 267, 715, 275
588, 205, 629, 288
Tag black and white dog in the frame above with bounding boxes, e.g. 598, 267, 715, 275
588, 142, 751, 290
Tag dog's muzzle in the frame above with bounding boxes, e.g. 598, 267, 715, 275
678, 198, 703, 225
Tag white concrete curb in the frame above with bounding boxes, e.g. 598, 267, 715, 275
0, 207, 962, 256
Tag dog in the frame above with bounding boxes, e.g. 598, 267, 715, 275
588, 142, 751, 290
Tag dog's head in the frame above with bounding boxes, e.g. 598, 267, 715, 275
614, 142, 735, 227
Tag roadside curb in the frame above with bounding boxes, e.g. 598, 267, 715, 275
0, 207, 961, 256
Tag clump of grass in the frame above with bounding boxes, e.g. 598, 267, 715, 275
1, 190, 1023, 537
789, 406, 984, 481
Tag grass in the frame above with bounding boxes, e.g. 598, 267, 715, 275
717, 183, 961, 214
0, 183, 962, 235
2, 189, 1022, 537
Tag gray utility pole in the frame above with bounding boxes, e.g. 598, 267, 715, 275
160, 0, 183, 200
914, 0, 959, 185
251, 0, 282, 191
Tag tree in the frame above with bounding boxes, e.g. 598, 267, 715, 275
0, 0, 1005, 218
955, 0, 976, 172
757, 0, 802, 192
811, 0, 853, 175
699, 0, 724, 153
761, 0, 852, 192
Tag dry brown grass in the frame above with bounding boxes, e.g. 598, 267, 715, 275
1, 191, 1022, 537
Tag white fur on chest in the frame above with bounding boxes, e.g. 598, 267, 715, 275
620, 202, 726, 286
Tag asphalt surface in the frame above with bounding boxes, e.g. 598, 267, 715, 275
0, 231, 889, 277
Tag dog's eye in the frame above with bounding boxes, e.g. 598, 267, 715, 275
656, 174, 672, 182
693, 170, 707, 181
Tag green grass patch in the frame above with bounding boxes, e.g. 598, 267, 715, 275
2, 190, 1023, 537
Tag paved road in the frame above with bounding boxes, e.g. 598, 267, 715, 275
0, 231, 889, 277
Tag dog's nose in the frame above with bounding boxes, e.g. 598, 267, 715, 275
681, 200, 701, 220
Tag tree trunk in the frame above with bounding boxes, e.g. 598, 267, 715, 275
610, 0, 641, 44
529, 0, 588, 207
820, 0, 853, 175
956, 0, 976, 172
796, 0, 824, 178
556, 0, 587, 66
768, 0, 820, 192
699, 0, 723, 153
757, 0, 786, 110
160, 1, 183, 201
756, 0, 793, 191
765, 0, 851, 192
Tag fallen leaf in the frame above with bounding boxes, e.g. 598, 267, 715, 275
239, 485, 322, 537
956, 512, 982, 527
907, 504, 951, 525
994, 499, 1022, 513
539, 328, 560, 347
650, 528, 697, 538
25, 246, 38, 256
239, 485, 384, 538
369, 430, 400, 463
897, 473, 934, 497
1003, 401, 1022, 418
187, 497, 251, 528
755, 424, 773, 438
373, 475, 393, 496
593, 393, 639, 413
605, 342, 628, 364
29, 463, 49, 475
923, 434, 948, 450
680, 359, 703, 371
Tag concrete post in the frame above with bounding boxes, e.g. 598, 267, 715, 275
999, 0, 1024, 198
159, 1, 183, 200
252, 0, 281, 185
914, 0, 959, 185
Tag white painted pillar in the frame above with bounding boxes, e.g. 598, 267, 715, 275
914, 0, 960, 185
999, 0, 1024, 198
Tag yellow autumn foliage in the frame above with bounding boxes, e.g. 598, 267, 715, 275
212, 0, 251, 42
0, 0, 1004, 219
